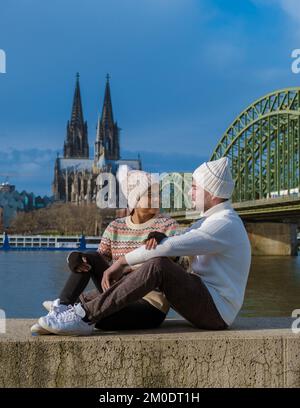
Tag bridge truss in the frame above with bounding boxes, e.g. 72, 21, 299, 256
210, 88, 300, 203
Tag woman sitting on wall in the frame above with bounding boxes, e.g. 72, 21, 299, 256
31, 165, 181, 334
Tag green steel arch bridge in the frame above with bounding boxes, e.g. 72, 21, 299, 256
165, 88, 300, 254
210, 87, 300, 222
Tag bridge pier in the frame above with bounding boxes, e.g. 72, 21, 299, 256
245, 222, 298, 256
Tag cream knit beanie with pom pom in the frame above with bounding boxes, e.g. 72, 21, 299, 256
117, 165, 159, 210
193, 157, 235, 198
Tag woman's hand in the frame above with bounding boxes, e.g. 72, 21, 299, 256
143, 231, 167, 250
101, 256, 132, 291
75, 255, 92, 273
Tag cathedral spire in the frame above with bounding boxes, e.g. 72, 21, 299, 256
94, 74, 120, 162
95, 115, 102, 141
94, 114, 103, 160
64, 73, 89, 159
70, 72, 84, 128
101, 74, 114, 126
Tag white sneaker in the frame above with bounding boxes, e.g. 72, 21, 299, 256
31, 299, 68, 335
43, 298, 68, 315
42, 300, 53, 312
38, 303, 94, 336
30, 322, 51, 335
34, 298, 69, 335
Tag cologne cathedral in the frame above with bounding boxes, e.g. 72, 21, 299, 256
52, 74, 141, 204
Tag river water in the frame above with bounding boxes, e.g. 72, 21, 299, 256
0, 251, 299, 319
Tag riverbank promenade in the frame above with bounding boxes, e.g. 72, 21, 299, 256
0, 317, 298, 388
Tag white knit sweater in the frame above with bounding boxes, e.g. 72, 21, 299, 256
125, 200, 252, 326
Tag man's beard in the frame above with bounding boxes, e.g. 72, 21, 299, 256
191, 199, 206, 213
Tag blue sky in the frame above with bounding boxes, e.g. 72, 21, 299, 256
1, 0, 300, 195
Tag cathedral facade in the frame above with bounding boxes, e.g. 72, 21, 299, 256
52, 74, 141, 204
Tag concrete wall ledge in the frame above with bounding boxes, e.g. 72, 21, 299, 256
0, 317, 299, 388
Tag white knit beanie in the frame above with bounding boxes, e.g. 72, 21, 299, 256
117, 165, 159, 210
192, 157, 235, 198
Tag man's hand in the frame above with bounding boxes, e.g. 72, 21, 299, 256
143, 231, 167, 250
101, 256, 132, 291
75, 255, 92, 273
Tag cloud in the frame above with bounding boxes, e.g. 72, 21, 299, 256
3, 0, 297, 195
252, 0, 300, 25
201, 41, 245, 74
0, 146, 207, 196
253, 66, 287, 82
0, 148, 57, 195
277, 0, 300, 22
0, 127, 62, 152
275, 0, 300, 41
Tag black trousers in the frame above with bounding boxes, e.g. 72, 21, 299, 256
59, 251, 166, 330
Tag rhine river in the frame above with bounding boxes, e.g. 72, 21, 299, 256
0, 251, 299, 319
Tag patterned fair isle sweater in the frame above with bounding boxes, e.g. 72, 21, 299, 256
97, 213, 180, 314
